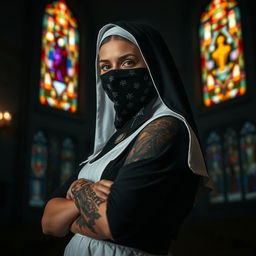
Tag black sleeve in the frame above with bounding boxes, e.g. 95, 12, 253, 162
106, 123, 200, 255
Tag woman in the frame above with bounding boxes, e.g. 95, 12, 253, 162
41, 20, 214, 256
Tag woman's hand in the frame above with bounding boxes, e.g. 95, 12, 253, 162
66, 178, 114, 201
66, 179, 78, 200
91, 179, 114, 200
66, 178, 114, 239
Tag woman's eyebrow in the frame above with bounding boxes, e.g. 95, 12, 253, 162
99, 53, 138, 63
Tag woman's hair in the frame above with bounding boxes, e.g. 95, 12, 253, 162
99, 35, 130, 48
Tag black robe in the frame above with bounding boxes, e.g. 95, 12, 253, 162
48, 20, 209, 255
49, 106, 200, 254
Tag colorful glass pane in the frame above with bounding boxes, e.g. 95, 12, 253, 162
60, 138, 75, 185
223, 128, 242, 201
40, 0, 79, 112
29, 131, 48, 207
206, 131, 225, 203
240, 122, 256, 199
199, 0, 246, 107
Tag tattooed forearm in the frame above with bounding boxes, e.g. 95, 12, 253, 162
125, 116, 179, 165
71, 179, 105, 234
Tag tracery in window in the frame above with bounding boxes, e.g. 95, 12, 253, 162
47, 136, 60, 195
223, 128, 242, 201
240, 122, 256, 200
29, 131, 48, 207
206, 131, 225, 203
60, 137, 75, 185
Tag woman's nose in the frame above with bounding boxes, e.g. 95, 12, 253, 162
111, 63, 120, 70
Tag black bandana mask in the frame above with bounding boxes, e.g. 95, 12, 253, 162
100, 67, 157, 129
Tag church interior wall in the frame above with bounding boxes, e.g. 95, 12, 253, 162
0, 0, 255, 254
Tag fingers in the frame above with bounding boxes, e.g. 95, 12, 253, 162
93, 183, 110, 196
99, 179, 114, 188
67, 178, 114, 201
66, 188, 73, 200
92, 179, 114, 200
94, 190, 108, 200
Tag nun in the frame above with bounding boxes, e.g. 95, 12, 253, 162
41, 20, 214, 256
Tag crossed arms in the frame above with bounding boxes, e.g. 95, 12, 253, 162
41, 116, 179, 240
41, 178, 113, 239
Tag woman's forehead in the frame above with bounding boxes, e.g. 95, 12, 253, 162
99, 39, 140, 59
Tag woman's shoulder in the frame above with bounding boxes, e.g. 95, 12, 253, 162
124, 115, 185, 165
138, 115, 186, 147
142, 115, 184, 134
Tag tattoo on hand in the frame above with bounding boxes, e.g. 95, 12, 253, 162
71, 179, 105, 234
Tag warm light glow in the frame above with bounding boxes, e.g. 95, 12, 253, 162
0, 111, 12, 127
3, 111, 12, 121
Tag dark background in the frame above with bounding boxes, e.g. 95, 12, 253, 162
0, 0, 256, 255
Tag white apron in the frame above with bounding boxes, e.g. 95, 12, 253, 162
64, 99, 172, 256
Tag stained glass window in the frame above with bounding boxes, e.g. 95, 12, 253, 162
29, 131, 48, 207
206, 131, 225, 203
223, 128, 242, 201
240, 122, 256, 200
199, 0, 246, 107
60, 138, 75, 185
40, 0, 79, 112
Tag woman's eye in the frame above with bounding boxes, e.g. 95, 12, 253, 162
101, 64, 110, 70
123, 60, 135, 67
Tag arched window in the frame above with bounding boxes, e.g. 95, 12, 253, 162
223, 128, 242, 201
240, 122, 256, 200
206, 131, 225, 203
199, 0, 246, 107
40, 0, 79, 113
29, 131, 48, 207
60, 137, 75, 185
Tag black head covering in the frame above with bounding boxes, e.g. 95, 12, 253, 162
90, 20, 213, 192
111, 20, 199, 137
